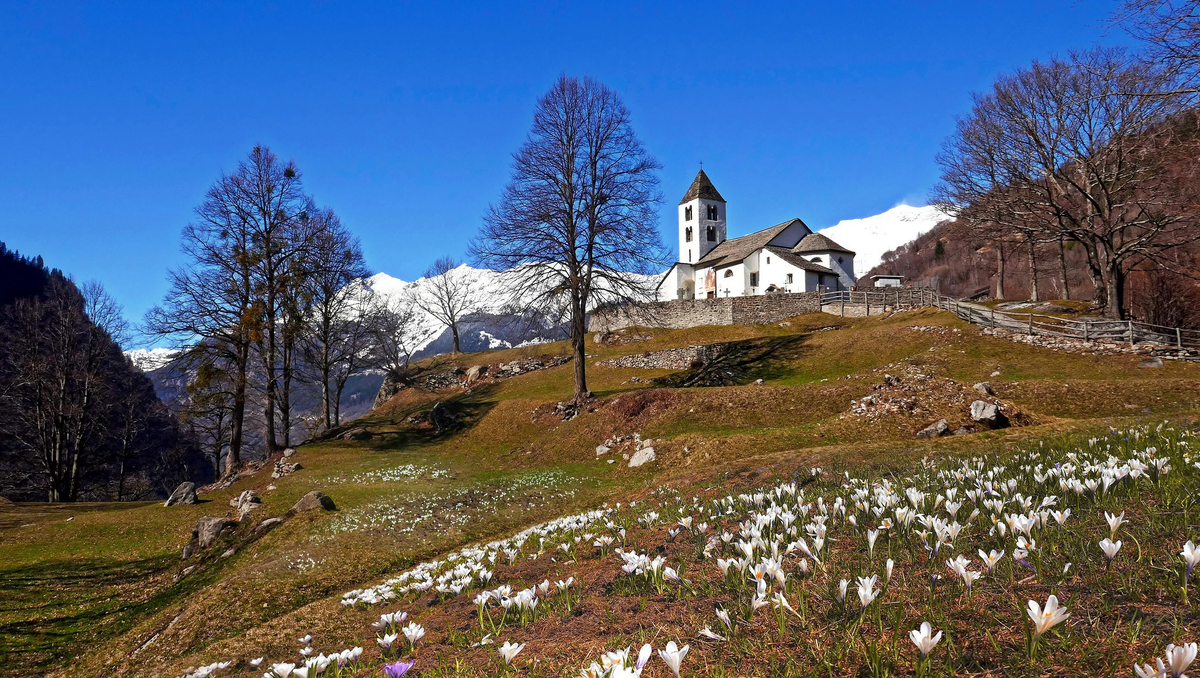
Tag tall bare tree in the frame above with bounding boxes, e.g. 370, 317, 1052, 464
415, 256, 479, 354
933, 48, 1199, 318
472, 75, 664, 402
146, 149, 263, 476
1118, 0, 1200, 94
366, 292, 426, 376
301, 210, 372, 429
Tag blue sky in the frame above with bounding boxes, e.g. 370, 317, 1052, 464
0, 1, 1127, 338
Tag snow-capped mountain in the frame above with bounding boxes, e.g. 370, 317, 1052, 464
126, 347, 179, 372
817, 204, 951, 277
370, 264, 658, 358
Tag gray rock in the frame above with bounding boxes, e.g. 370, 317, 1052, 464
915, 419, 949, 439
164, 482, 197, 507
220, 548, 236, 558
272, 461, 302, 479
952, 426, 975, 436
969, 400, 1009, 429
181, 542, 195, 560
1138, 357, 1164, 368
342, 427, 371, 441
973, 382, 995, 396
282, 447, 296, 458
628, 447, 656, 468
254, 517, 285, 536
194, 516, 237, 549
465, 364, 487, 382
595, 445, 610, 456
430, 401, 460, 432
289, 491, 336, 514
229, 490, 262, 521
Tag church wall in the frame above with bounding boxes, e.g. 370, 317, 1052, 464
588, 292, 821, 332
760, 255, 804, 294
716, 263, 746, 297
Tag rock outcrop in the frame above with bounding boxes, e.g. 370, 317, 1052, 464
915, 419, 949, 438
229, 490, 261, 521
194, 516, 237, 549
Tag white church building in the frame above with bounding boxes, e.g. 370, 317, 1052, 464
657, 170, 857, 301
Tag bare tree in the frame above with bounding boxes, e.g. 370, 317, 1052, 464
82, 281, 131, 347
145, 153, 261, 476
471, 75, 664, 402
1117, 0, 1200, 94
366, 292, 427, 376
415, 256, 479, 354
301, 210, 373, 429
933, 48, 1199, 318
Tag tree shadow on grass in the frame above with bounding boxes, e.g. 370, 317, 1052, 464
0, 554, 180, 677
653, 335, 816, 388
357, 383, 503, 452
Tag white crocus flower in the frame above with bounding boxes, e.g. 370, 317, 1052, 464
657, 641, 689, 678
499, 640, 525, 665
909, 622, 943, 657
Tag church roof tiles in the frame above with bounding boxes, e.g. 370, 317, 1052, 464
678, 169, 726, 205
793, 232, 855, 255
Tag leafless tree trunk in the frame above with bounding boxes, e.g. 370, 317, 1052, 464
300, 210, 371, 429
415, 256, 479, 354
1057, 238, 1071, 300
471, 75, 664, 403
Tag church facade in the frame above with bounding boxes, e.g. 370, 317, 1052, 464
657, 170, 856, 301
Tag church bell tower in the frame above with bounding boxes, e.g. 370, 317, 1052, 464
678, 169, 726, 264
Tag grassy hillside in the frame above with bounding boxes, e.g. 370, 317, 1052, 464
2, 308, 1198, 677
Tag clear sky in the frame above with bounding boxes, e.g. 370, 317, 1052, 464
0, 1, 1128, 340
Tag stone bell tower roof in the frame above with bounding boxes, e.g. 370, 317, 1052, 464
678, 169, 725, 205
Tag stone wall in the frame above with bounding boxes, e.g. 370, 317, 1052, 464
589, 293, 821, 332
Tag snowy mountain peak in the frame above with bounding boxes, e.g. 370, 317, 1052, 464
126, 347, 178, 372
817, 204, 951, 276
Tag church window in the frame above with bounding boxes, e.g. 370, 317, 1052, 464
723, 269, 734, 278
766, 256, 771, 264
706, 226, 716, 241
811, 257, 822, 263
688, 249, 692, 262
750, 272, 759, 287
685, 206, 693, 221
838, 257, 844, 263
706, 204, 719, 220
685, 226, 693, 242
786, 273, 794, 284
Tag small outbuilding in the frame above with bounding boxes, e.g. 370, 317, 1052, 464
871, 274, 903, 288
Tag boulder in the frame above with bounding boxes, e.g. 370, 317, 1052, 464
465, 365, 487, 382
229, 490, 262, 521
915, 419, 949, 439
289, 491, 336, 515
1138, 357, 1165, 368
628, 447, 656, 468
430, 401, 460, 432
969, 400, 1009, 429
973, 382, 995, 396
595, 445, 610, 456
194, 516, 237, 549
164, 482, 197, 507
282, 447, 296, 459
342, 427, 371, 441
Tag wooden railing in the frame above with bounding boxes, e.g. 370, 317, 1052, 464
819, 289, 1200, 351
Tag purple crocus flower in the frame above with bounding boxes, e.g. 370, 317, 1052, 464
385, 659, 416, 677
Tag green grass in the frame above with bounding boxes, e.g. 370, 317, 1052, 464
1, 308, 1198, 677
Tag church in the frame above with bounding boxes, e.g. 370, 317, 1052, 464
657, 170, 857, 301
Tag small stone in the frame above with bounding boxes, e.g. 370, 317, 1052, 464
282, 447, 296, 458
973, 382, 995, 396
915, 419, 949, 439
221, 548, 236, 558
230, 490, 262, 521
1138, 357, 1164, 368
990, 371, 1001, 377
628, 447, 656, 468
254, 517, 285, 536
952, 426, 974, 436
755, 378, 764, 385
595, 445, 610, 456
606, 459, 615, 464
180, 565, 195, 576
164, 482, 198, 507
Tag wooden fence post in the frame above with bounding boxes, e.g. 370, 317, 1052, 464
1083, 322, 1089, 342
1177, 327, 1183, 349
990, 308, 995, 328
1028, 314, 1033, 335
1128, 320, 1134, 347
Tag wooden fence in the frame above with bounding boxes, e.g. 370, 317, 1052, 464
819, 289, 1200, 351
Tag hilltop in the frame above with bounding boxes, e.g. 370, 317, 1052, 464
3, 306, 1199, 677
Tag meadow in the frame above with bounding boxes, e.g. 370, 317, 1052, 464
2, 308, 1199, 677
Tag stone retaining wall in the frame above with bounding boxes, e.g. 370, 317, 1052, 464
588, 293, 821, 332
